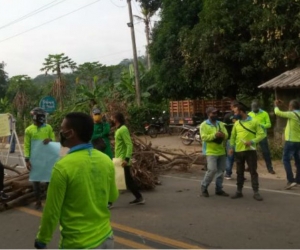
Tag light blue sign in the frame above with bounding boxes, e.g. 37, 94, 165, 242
29, 140, 61, 182
39, 96, 57, 113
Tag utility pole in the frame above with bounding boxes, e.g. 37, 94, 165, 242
127, 0, 141, 107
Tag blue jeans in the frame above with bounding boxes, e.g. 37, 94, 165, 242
282, 141, 300, 183
259, 137, 273, 171
8, 131, 16, 153
201, 155, 226, 192
225, 140, 234, 176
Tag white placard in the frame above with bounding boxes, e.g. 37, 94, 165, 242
112, 158, 127, 190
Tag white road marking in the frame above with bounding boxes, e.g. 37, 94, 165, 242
162, 175, 300, 197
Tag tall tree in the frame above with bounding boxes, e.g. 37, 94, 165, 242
40, 53, 76, 110
75, 62, 104, 89
135, 0, 162, 69
0, 62, 8, 99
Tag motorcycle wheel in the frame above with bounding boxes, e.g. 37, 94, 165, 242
181, 131, 194, 145
148, 127, 158, 138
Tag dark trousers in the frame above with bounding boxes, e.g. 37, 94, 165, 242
282, 141, 300, 183
0, 161, 4, 191
259, 137, 273, 171
124, 166, 142, 199
235, 151, 259, 192
33, 182, 49, 201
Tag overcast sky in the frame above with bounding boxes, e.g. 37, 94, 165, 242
0, 0, 159, 78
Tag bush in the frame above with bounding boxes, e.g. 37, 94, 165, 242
127, 102, 168, 133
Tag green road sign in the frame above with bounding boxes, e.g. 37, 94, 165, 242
39, 96, 57, 113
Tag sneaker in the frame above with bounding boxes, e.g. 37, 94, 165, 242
107, 203, 113, 209
215, 190, 229, 197
201, 190, 209, 197
35, 201, 42, 210
0, 191, 9, 200
253, 192, 263, 201
129, 198, 145, 205
231, 192, 243, 199
268, 169, 276, 174
284, 182, 297, 190
225, 175, 232, 180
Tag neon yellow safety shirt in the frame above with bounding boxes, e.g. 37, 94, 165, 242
200, 120, 228, 156
248, 109, 271, 135
274, 107, 300, 142
36, 143, 119, 249
114, 125, 133, 164
24, 124, 55, 158
230, 116, 265, 152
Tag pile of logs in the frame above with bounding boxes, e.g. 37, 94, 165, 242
1, 136, 206, 211
0, 165, 33, 212
131, 135, 206, 190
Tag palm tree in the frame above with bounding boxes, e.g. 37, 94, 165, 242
134, 8, 155, 70
40, 53, 76, 110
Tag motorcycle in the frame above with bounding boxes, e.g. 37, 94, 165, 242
180, 124, 202, 145
145, 111, 171, 138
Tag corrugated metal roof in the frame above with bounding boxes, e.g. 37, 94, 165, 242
258, 67, 300, 89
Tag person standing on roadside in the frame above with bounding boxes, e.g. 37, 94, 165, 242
34, 112, 119, 249
274, 99, 300, 190
91, 108, 113, 159
8, 114, 16, 153
200, 107, 229, 197
24, 107, 55, 209
229, 104, 265, 201
224, 100, 239, 179
110, 112, 145, 205
0, 160, 9, 200
248, 100, 275, 174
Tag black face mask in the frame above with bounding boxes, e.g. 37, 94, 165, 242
235, 114, 242, 120
253, 109, 259, 113
59, 130, 71, 147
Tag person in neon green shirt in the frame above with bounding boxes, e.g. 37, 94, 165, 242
274, 99, 300, 190
200, 107, 229, 198
248, 100, 275, 174
229, 104, 265, 201
34, 112, 119, 249
110, 112, 145, 205
24, 107, 55, 209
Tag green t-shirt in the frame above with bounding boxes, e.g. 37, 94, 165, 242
36, 144, 119, 249
114, 125, 133, 163
24, 124, 55, 158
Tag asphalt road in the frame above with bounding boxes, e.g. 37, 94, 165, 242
1, 162, 300, 249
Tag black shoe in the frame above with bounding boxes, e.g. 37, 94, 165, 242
284, 182, 297, 190
253, 192, 263, 201
108, 203, 113, 209
268, 169, 276, 174
231, 192, 243, 199
0, 191, 9, 200
201, 190, 209, 197
35, 201, 42, 210
129, 197, 145, 205
215, 190, 229, 197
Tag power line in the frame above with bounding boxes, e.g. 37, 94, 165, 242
0, 0, 101, 44
0, 0, 67, 31
109, 0, 126, 8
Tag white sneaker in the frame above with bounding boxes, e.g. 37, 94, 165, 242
285, 182, 297, 190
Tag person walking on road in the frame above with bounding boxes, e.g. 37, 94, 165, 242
248, 100, 275, 174
229, 104, 265, 201
110, 112, 145, 205
0, 160, 9, 200
274, 99, 300, 190
200, 107, 229, 197
91, 108, 113, 159
24, 107, 55, 209
34, 112, 119, 249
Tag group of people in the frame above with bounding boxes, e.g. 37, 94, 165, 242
200, 99, 300, 201
1, 107, 145, 249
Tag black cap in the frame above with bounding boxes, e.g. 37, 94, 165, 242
206, 107, 218, 115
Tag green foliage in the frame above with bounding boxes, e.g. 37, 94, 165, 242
0, 62, 8, 98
